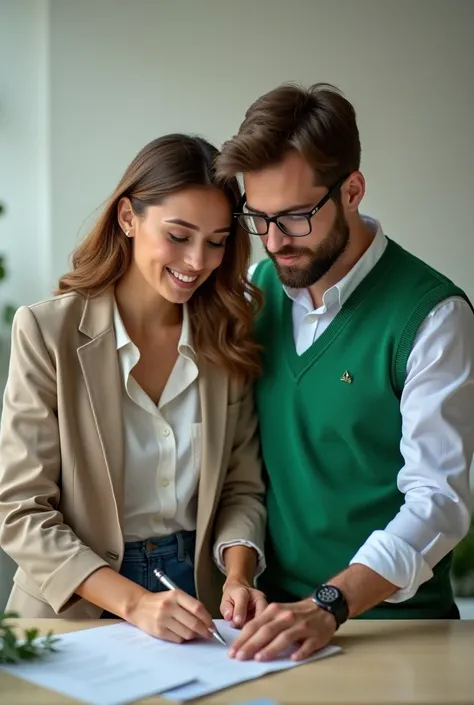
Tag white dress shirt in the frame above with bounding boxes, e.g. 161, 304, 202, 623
250, 216, 474, 602
115, 303, 201, 541
114, 302, 264, 574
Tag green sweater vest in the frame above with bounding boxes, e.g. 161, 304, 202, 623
252, 238, 470, 619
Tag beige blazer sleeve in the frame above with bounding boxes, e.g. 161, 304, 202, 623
212, 380, 266, 558
0, 307, 107, 613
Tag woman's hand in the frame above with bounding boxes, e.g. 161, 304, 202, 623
220, 578, 268, 628
219, 545, 267, 627
128, 589, 215, 643
77, 567, 215, 643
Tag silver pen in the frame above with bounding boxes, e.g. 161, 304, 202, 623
153, 569, 227, 646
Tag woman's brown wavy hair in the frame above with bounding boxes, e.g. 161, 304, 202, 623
57, 134, 262, 380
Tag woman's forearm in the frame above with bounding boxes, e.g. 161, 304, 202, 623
76, 566, 147, 620
222, 545, 258, 585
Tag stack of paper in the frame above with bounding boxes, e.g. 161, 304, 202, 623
160, 620, 341, 701
1, 620, 341, 704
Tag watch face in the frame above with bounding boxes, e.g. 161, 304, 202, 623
317, 586, 339, 603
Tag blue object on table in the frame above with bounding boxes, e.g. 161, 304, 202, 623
233, 700, 279, 704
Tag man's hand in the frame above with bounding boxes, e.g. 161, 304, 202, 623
228, 597, 337, 662
220, 579, 267, 628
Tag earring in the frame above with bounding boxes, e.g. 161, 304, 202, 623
124, 229, 131, 238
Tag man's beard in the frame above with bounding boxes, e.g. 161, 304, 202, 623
267, 206, 350, 289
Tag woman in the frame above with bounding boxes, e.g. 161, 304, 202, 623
0, 134, 267, 643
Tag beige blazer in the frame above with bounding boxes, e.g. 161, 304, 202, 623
0, 290, 265, 619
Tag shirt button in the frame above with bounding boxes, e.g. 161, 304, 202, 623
160, 479, 169, 488
306, 314, 317, 323
162, 427, 170, 437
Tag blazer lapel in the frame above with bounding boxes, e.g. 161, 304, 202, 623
196, 360, 228, 554
77, 292, 124, 523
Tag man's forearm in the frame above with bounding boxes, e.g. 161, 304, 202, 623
329, 563, 398, 618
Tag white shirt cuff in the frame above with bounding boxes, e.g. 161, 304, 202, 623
213, 540, 266, 580
349, 530, 433, 603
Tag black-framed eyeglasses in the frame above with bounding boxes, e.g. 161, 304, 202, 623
234, 175, 348, 237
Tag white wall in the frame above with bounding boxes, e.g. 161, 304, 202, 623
0, 0, 50, 307
0, 0, 51, 610
47, 0, 474, 298
1, 0, 473, 608
2, 0, 473, 298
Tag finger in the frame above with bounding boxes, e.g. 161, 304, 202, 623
291, 637, 322, 662
228, 615, 265, 656
154, 626, 185, 644
165, 616, 202, 642
230, 588, 249, 628
220, 594, 234, 622
253, 595, 268, 619
173, 603, 213, 640
176, 591, 214, 633
233, 610, 296, 660
238, 593, 267, 626
229, 603, 288, 655
254, 623, 307, 661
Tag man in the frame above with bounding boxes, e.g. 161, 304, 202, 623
216, 82, 474, 662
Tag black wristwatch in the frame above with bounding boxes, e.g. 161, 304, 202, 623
311, 584, 349, 630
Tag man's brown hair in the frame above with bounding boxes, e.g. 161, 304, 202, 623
217, 82, 361, 187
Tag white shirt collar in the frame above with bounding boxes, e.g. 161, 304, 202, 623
284, 215, 387, 314
113, 300, 196, 362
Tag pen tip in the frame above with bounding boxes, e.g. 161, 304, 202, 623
208, 627, 226, 645
214, 632, 227, 646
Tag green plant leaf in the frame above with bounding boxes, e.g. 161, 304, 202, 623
25, 628, 40, 642
0, 611, 20, 620
0, 611, 60, 664
3, 304, 16, 325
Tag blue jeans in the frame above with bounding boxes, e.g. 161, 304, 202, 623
101, 530, 196, 619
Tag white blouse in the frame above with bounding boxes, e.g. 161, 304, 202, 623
115, 303, 201, 542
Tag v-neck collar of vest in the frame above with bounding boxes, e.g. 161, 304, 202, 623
283, 237, 401, 378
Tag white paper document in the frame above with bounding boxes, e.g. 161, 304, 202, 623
0, 623, 194, 705
160, 620, 341, 701
1, 620, 341, 704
